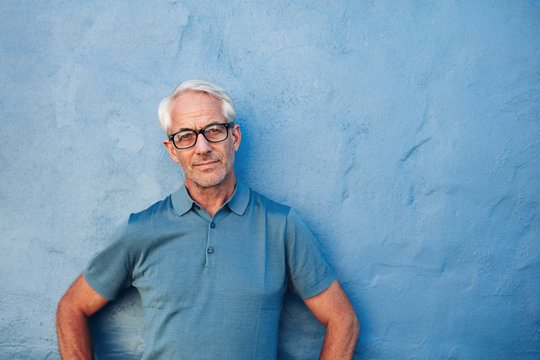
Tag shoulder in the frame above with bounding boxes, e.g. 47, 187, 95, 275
112, 194, 178, 255
245, 187, 312, 236
248, 187, 292, 218
121, 194, 178, 246
128, 194, 174, 225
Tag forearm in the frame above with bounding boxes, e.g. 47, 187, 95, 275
56, 302, 94, 360
319, 316, 360, 360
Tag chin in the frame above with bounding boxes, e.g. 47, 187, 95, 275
194, 179, 224, 188
190, 173, 228, 188
185, 162, 234, 189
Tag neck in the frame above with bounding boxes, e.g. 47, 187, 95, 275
184, 174, 237, 218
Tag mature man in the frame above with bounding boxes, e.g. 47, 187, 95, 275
56, 80, 359, 359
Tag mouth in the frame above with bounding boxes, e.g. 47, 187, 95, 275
193, 160, 219, 168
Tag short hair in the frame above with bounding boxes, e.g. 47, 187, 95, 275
158, 80, 236, 136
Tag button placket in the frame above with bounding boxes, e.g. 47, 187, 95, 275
205, 220, 216, 267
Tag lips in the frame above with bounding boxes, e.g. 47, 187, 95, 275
192, 158, 220, 167
195, 161, 217, 166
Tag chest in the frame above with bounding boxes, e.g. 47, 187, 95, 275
131, 216, 288, 311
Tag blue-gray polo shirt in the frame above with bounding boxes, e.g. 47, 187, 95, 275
84, 182, 335, 359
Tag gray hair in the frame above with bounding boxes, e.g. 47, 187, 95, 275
158, 80, 236, 136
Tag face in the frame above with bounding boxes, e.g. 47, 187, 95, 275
163, 92, 241, 190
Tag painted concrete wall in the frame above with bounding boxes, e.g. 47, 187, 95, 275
1, 1, 539, 359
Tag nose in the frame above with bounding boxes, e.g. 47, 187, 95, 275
193, 132, 213, 154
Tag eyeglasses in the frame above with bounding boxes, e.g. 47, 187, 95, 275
168, 122, 234, 150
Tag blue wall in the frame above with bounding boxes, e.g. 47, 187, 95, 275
1, 1, 539, 359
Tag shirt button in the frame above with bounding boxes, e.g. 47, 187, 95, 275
207, 247, 214, 254
210, 222, 216, 228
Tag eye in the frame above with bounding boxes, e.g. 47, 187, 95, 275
206, 125, 224, 134
174, 131, 195, 143
203, 124, 228, 142
180, 133, 193, 139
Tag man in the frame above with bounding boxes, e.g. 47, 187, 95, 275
56, 80, 359, 359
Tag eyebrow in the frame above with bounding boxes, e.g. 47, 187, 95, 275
172, 121, 228, 134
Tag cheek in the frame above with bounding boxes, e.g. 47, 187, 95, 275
225, 143, 236, 162
174, 151, 191, 168
179, 156, 190, 169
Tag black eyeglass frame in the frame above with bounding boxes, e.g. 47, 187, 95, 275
168, 122, 235, 150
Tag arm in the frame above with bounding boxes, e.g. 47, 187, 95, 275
56, 273, 110, 360
304, 280, 360, 360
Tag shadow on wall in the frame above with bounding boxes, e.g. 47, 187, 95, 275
277, 290, 326, 359
90, 287, 346, 359
91, 288, 144, 360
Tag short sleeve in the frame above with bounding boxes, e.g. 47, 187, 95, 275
285, 209, 335, 300
83, 219, 133, 300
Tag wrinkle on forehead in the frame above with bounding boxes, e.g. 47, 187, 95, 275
169, 92, 225, 131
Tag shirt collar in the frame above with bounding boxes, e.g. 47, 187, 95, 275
227, 182, 250, 216
171, 182, 250, 217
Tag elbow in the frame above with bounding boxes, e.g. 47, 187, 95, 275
56, 294, 73, 324
57, 293, 73, 315
56, 295, 66, 318
351, 314, 360, 339
329, 310, 360, 339
341, 308, 360, 342
56, 292, 86, 322
342, 305, 360, 338
337, 310, 359, 340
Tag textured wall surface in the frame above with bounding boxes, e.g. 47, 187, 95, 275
1, 1, 539, 359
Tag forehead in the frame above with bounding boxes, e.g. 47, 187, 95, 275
169, 91, 223, 128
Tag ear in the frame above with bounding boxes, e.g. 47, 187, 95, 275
232, 124, 241, 152
163, 139, 181, 164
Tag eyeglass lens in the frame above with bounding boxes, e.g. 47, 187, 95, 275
172, 124, 229, 149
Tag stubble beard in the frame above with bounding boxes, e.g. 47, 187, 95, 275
184, 152, 234, 189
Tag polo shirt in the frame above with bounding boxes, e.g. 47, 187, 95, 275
84, 182, 335, 359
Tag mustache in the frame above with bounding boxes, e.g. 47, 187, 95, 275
191, 155, 221, 166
